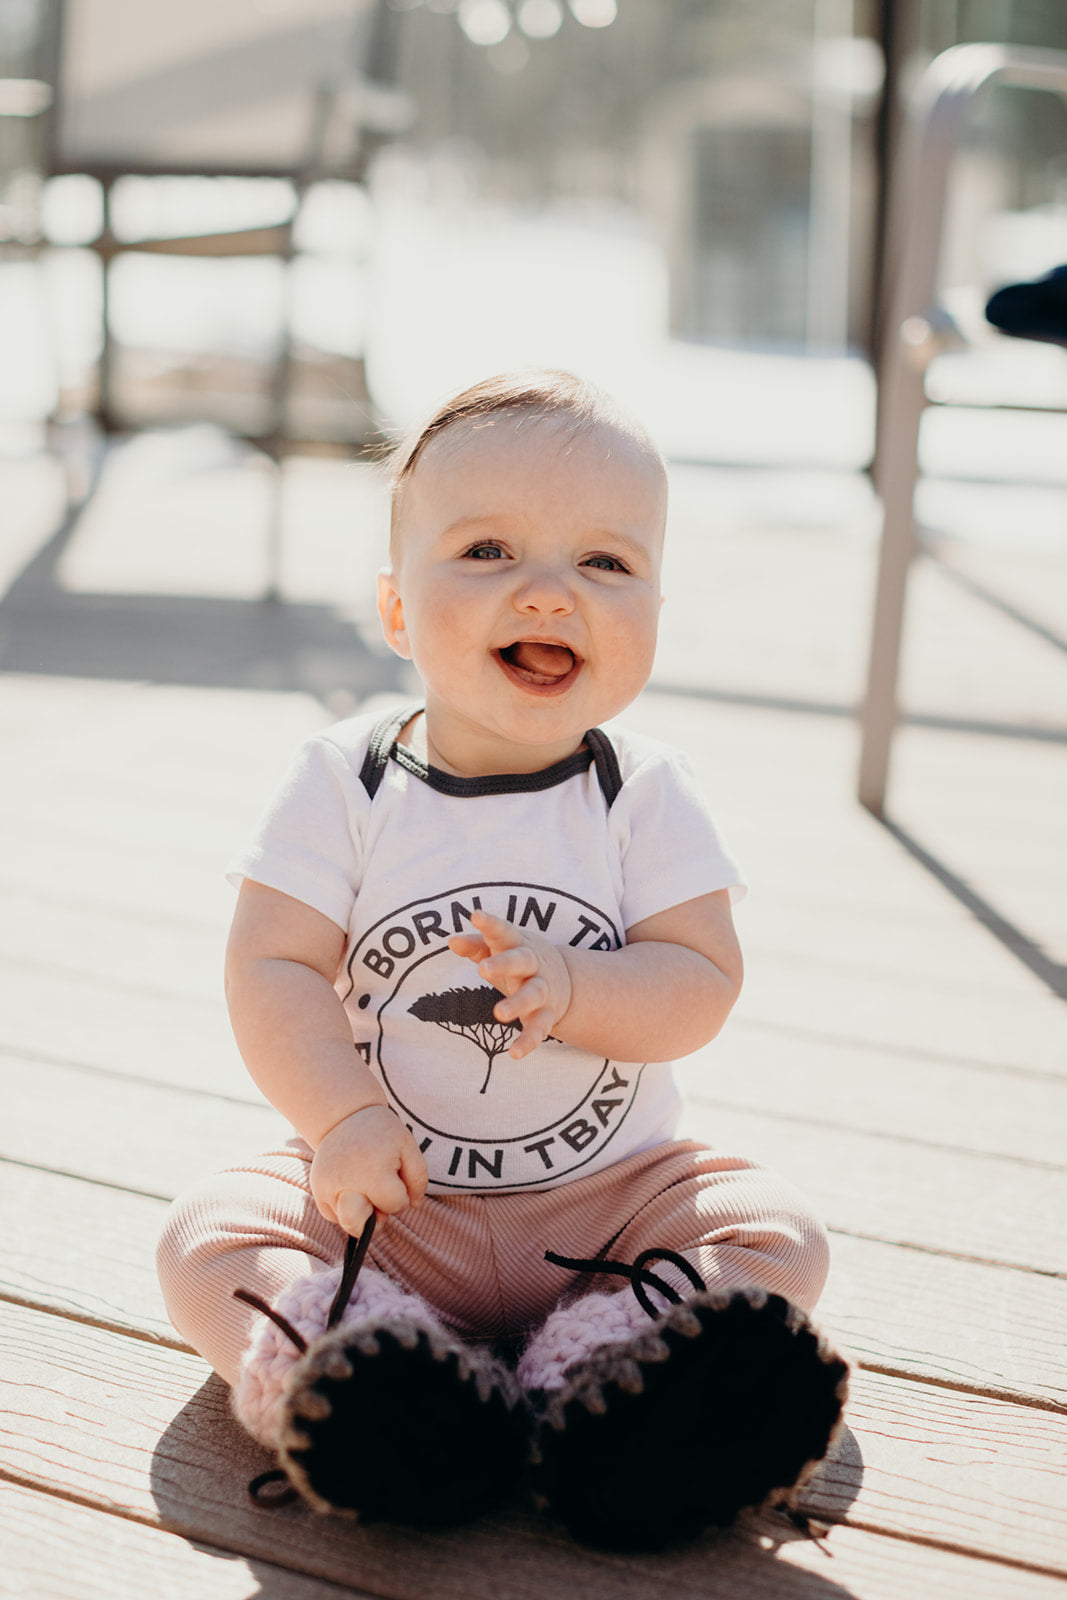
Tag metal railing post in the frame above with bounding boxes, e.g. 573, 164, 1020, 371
858, 44, 1067, 816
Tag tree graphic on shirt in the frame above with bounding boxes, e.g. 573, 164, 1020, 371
408, 985, 520, 1095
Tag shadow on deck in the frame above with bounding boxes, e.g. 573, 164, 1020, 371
0, 492, 406, 707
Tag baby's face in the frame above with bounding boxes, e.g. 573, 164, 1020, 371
379, 414, 667, 775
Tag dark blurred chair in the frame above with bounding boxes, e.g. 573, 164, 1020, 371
985, 264, 1067, 348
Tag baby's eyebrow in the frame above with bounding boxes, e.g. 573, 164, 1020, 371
440, 516, 502, 540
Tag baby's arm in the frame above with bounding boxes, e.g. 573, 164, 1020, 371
226, 880, 427, 1234
450, 891, 742, 1062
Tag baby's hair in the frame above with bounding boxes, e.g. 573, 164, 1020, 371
386, 369, 663, 556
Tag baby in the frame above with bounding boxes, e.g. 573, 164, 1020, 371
158, 370, 847, 1550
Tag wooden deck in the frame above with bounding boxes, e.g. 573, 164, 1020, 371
2, 433, 1066, 1598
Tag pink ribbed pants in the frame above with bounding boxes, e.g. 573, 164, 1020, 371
157, 1137, 830, 1386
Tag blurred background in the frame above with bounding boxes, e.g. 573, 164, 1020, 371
2, 0, 1066, 724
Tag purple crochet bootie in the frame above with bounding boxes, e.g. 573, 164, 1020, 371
233, 1219, 530, 1526
521, 1247, 849, 1551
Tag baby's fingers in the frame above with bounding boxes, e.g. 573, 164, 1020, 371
398, 1138, 429, 1206
493, 968, 546, 1020
481, 949, 539, 1001
336, 1189, 374, 1235
468, 909, 522, 953
449, 931, 491, 963
367, 1169, 414, 1217
509, 1008, 556, 1059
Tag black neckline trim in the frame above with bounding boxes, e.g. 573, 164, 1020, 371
358, 705, 618, 802
391, 734, 595, 797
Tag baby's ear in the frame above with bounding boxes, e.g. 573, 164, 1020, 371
377, 569, 411, 660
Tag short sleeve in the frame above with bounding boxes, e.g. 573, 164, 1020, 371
226, 735, 367, 931
611, 744, 745, 930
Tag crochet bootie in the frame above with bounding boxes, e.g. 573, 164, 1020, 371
233, 1220, 530, 1525
525, 1247, 849, 1551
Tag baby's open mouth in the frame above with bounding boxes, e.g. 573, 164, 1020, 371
497, 640, 577, 687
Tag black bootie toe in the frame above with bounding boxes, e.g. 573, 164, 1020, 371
280, 1315, 529, 1525
532, 1248, 849, 1551
236, 1219, 530, 1526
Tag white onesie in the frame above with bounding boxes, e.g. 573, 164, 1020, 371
229, 705, 743, 1195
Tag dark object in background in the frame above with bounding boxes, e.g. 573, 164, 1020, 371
985, 264, 1067, 346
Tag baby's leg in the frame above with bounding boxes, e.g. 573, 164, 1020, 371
156, 1141, 341, 1388
158, 1142, 528, 1523
517, 1142, 848, 1548
607, 1141, 832, 1312
518, 1140, 830, 1389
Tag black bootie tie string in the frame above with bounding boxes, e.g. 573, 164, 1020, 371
234, 1215, 377, 1508
543, 1245, 706, 1319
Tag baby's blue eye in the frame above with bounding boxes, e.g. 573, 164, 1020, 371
465, 542, 505, 560
582, 553, 628, 572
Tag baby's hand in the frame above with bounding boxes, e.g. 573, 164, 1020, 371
449, 909, 572, 1059
310, 1105, 428, 1236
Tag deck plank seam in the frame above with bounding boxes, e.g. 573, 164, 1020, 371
643, 677, 1067, 744
5, 1442, 1064, 1590
823, 1225, 1067, 1278
1, 1045, 264, 1109
0, 1154, 173, 1203
0, 956, 225, 1010
0, 879, 224, 932
8, 949, 1067, 1085
15, 937, 1063, 1014
19, 1281, 1067, 1416
8, 1286, 1067, 1416
8, 960, 1067, 1086
0, 1291, 194, 1354
732, 1019, 1067, 1084
841, 1359, 1067, 1414
831, 1514, 1067, 1584
688, 1094, 1067, 1171
740, 947, 1067, 1003
0, 1470, 397, 1600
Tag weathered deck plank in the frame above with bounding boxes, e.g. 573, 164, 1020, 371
0, 890, 226, 998
0, 974, 246, 1098
730, 960, 1067, 1079
682, 1102, 1067, 1277
1, 1481, 379, 1600
678, 1037, 1067, 1167
818, 1232, 1067, 1409
802, 1369, 1067, 1565
5, 1159, 1067, 1410
6, 1482, 1067, 1600
3, 1054, 286, 1200
0, 1163, 183, 1346
2, 1300, 1064, 1578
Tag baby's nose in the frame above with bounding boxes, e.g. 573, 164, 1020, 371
514, 564, 575, 612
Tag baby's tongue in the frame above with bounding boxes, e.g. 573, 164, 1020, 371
507, 641, 574, 680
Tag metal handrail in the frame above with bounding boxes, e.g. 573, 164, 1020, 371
858, 43, 1067, 816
